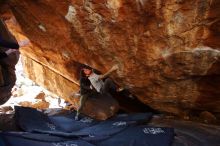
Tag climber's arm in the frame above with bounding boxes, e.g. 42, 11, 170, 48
99, 65, 119, 80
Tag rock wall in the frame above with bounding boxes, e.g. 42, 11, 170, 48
7, 0, 220, 118
0, 2, 19, 104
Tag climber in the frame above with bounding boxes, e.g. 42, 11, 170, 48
84, 64, 119, 95
74, 64, 119, 120
74, 68, 96, 120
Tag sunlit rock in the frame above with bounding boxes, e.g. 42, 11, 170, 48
1, 0, 219, 119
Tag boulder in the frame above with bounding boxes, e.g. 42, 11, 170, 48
0, 47, 19, 104
19, 100, 49, 110
35, 91, 45, 100
199, 111, 217, 124
0, 0, 219, 119
81, 93, 119, 120
0, 106, 13, 114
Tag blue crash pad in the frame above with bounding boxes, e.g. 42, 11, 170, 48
0, 132, 94, 146
15, 106, 65, 133
49, 116, 98, 132
0, 126, 174, 146
15, 106, 153, 137
10, 106, 174, 146
97, 126, 174, 146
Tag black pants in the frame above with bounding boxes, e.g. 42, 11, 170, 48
77, 79, 116, 116
77, 91, 96, 115
77, 94, 88, 115
101, 78, 117, 95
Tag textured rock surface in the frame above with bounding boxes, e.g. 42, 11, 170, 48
21, 55, 79, 101
4, 0, 220, 118
81, 93, 119, 120
18, 91, 49, 109
150, 117, 220, 146
0, 2, 20, 105
0, 52, 19, 105
22, 56, 120, 119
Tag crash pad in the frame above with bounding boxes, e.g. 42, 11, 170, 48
15, 107, 127, 137
0, 132, 94, 146
11, 106, 174, 146
15, 106, 153, 137
98, 126, 174, 146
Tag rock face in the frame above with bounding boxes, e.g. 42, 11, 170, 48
81, 93, 119, 120
150, 117, 220, 146
0, 2, 20, 105
18, 92, 50, 110
0, 52, 19, 105
4, 0, 220, 118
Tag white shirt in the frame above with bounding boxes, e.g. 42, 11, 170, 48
88, 73, 104, 92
